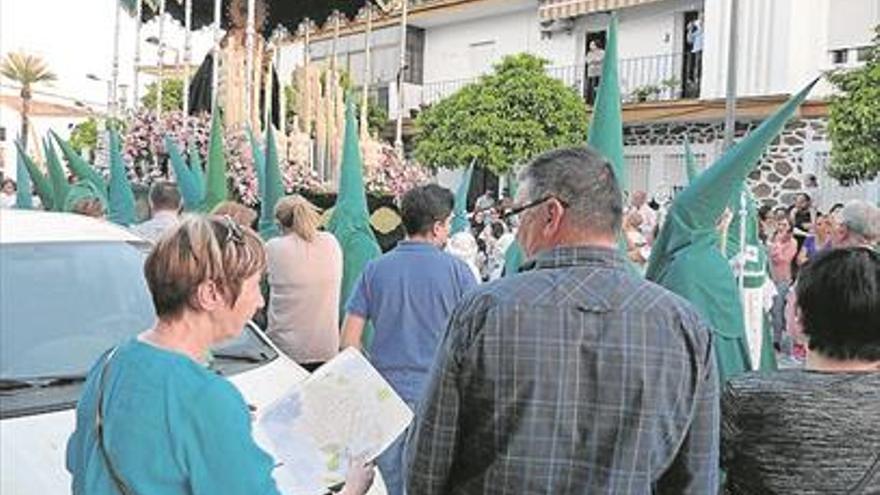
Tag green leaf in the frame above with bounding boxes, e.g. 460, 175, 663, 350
415, 53, 588, 175
826, 24, 880, 183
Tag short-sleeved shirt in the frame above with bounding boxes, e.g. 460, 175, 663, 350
66, 338, 280, 495
130, 211, 179, 244
346, 240, 477, 403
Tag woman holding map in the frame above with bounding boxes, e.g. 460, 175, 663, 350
66, 215, 374, 495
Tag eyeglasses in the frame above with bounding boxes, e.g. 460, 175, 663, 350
221, 215, 245, 245
499, 195, 569, 219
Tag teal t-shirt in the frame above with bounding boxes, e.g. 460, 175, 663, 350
66, 338, 280, 495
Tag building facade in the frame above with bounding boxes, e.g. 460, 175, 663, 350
281, 0, 880, 209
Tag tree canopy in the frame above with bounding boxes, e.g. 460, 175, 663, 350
827, 25, 880, 184
141, 78, 184, 113
414, 53, 588, 174
69, 118, 99, 155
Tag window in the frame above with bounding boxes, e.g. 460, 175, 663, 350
0, 127, 5, 141
468, 40, 497, 76
375, 85, 391, 116
856, 46, 872, 62
831, 49, 848, 65
404, 27, 425, 84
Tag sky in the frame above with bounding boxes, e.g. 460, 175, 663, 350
1, 0, 215, 110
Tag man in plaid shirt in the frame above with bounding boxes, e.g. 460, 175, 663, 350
405, 147, 719, 494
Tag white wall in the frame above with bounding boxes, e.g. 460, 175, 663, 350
702, 0, 879, 99
276, 0, 879, 108
435, 167, 464, 192
586, 0, 704, 60
0, 111, 83, 180
422, 7, 576, 85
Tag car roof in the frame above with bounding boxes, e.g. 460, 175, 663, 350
0, 209, 146, 245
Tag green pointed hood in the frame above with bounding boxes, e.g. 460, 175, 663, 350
201, 111, 228, 212
43, 137, 70, 211
188, 142, 205, 203
646, 79, 818, 281
503, 241, 526, 278
585, 14, 633, 267
166, 136, 202, 211
587, 14, 626, 191
246, 126, 266, 202
326, 98, 382, 343
15, 141, 54, 210
451, 162, 474, 234
502, 171, 525, 277
684, 139, 700, 183
258, 124, 284, 240
14, 140, 33, 209
107, 129, 136, 226
725, 184, 747, 259
50, 130, 107, 198
328, 99, 374, 228
507, 171, 519, 199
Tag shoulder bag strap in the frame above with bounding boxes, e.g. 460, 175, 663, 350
94, 347, 137, 495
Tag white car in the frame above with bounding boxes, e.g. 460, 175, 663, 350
0, 210, 384, 494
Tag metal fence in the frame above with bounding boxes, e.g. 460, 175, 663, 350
416, 52, 701, 108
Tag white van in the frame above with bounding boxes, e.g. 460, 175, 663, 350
0, 210, 383, 494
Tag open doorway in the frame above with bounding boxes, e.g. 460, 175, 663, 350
681, 10, 703, 98
468, 166, 500, 211
584, 30, 607, 105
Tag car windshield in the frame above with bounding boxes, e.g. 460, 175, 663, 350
0, 241, 276, 419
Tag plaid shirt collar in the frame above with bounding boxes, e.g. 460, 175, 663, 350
522, 245, 625, 272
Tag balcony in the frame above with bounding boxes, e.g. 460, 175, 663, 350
417, 52, 702, 109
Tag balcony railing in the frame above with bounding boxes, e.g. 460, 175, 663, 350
417, 52, 701, 109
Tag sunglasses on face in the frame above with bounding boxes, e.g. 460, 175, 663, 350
499, 195, 569, 219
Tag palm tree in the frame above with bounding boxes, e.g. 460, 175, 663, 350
1, 52, 57, 152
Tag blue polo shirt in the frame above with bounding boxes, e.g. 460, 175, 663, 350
346, 240, 477, 403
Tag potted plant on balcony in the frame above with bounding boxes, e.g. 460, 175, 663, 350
629, 84, 662, 103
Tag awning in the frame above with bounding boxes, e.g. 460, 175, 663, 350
539, 0, 664, 20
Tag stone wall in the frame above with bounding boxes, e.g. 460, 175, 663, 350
623, 117, 829, 208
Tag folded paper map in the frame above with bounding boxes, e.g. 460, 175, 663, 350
255, 348, 413, 495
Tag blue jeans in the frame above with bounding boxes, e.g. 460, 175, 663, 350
377, 429, 407, 495
377, 400, 416, 495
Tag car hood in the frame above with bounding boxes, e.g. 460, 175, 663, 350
1, 353, 308, 494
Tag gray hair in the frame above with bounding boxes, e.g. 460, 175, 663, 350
841, 200, 880, 244
518, 146, 623, 234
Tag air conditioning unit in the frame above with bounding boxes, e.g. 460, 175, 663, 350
540, 17, 575, 39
